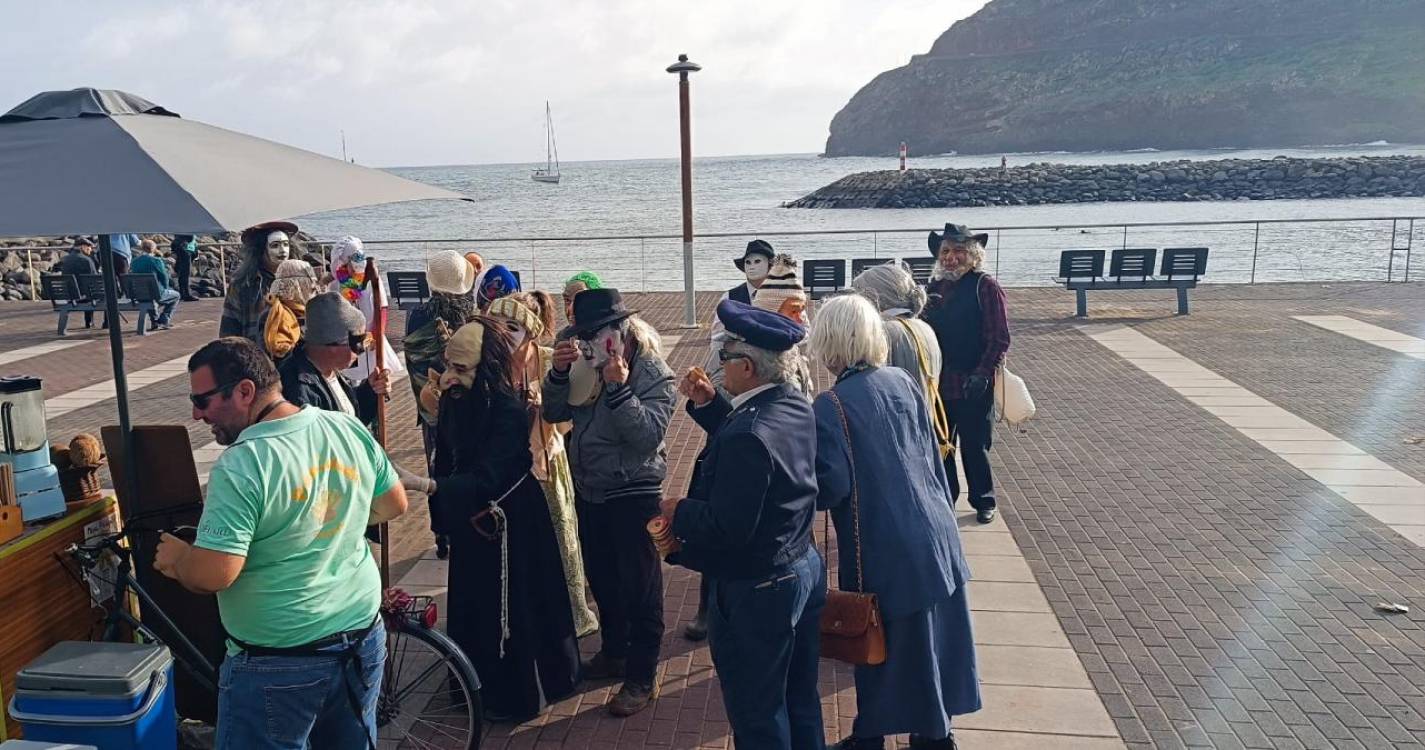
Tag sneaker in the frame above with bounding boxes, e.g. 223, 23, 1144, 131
607, 680, 657, 717
581, 652, 626, 680
683, 611, 708, 641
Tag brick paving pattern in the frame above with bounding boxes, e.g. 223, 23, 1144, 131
5, 280, 1425, 748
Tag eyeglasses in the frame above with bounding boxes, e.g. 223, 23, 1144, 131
190, 380, 241, 409
717, 351, 749, 363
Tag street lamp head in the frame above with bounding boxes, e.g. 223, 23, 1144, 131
666, 54, 702, 74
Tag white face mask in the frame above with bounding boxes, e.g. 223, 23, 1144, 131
266, 232, 291, 265
502, 319, 527, 349
580, 325, 623, 368
743, 256, 769, 283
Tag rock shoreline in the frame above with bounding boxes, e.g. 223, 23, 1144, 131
786, 155, 1425, 209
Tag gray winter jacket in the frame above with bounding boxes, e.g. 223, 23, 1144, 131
542, 342, 676, 503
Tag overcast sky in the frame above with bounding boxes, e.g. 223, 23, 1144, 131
0, 0, 987, 166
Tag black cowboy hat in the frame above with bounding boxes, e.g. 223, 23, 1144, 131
927, 223, 990, 256
569, 287, 638, 337
240, 220, 299, 243
733, 239, 776, 271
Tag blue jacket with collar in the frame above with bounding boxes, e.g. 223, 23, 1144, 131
671, 382, 818, 581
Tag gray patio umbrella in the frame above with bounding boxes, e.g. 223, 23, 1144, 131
0, 87, 470, 519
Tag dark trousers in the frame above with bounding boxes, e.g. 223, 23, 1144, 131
708, 548, 826, 750
175, 251, 194, 298
943, 391, 996, 511
419, 422, 446, 536
577, 492, 665, 684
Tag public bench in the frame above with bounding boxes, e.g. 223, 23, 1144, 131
43, 273, 159, 335
386, 271, 430, 311
1057, 247, 1209, 317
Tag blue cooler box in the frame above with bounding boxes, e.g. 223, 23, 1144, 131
8, 642, 175, 750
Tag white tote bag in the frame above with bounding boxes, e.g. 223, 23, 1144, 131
994, 361, 1036, 426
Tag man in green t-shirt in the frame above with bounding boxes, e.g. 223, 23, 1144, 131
155, 337, 408, 749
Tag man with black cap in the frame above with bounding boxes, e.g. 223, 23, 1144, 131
922, 223, 1011, 525
705, 239, 777, 387
663, 298, 825, 749
543, 287, 675, 717
56, 237, 99, 329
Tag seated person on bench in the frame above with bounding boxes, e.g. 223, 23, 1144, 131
130, 239, 182, 330
56, 237, 99, 328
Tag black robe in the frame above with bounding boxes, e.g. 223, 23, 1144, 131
433, 386, 580, 721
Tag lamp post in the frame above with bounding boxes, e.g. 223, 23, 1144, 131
667, 53, 701, 328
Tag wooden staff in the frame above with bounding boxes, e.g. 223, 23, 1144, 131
364, 257, 392, 587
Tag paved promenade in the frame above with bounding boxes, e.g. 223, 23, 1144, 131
3, 280, 1424, 749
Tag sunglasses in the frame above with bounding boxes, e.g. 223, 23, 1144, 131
190, 380, 241, 409
322, 333, 372, 354
717, 351, 749, 363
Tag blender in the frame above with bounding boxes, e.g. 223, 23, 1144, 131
0, 376, 67, 522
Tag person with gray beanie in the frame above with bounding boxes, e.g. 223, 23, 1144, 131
278, 292, 390, 430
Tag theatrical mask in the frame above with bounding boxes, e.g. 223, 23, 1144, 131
580, 324, 624, 368
742, 254, 769, 283
501, 319, 528, 350
438, 323, 485, 391
266, 231, 291, 264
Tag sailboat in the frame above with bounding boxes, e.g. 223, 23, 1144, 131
532, 101, 561, 184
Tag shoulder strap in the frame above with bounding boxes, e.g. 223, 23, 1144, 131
824, 390, 865, 592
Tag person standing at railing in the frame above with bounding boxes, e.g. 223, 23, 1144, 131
922, 223, 1011, 526
172, 233, 199, 301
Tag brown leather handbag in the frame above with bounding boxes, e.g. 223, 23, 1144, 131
819, 390, 887, 666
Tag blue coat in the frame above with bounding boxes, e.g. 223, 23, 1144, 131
814, 366, 969, 619
672, 384, 819, 581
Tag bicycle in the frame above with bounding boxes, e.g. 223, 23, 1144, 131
62, 519, 484, 750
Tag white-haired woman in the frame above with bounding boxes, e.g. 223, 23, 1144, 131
807, 294, 980, 750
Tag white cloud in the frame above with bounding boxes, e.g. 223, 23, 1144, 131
3, 0, 989, 164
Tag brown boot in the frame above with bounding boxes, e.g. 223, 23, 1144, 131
607, 680, 658, 717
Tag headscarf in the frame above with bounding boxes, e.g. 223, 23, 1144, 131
331, 236, 368, 305
475, 264, 520, 308
851, 260, 928, 316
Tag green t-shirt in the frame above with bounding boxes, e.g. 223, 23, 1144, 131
196, 406, 396, 650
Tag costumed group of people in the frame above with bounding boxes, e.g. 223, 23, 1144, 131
178, 217, 1010, 749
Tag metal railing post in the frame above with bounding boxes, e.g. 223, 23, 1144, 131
219, 245, 227, 292
1121, 225, 1128, 250
1250, 222, 1260, 284
25, 248, 38, 301
1388, 220, 1398, 282
530, 240, 538, 289
640, 237, 647, 293
994, 229, 1001, 278
873, 231, 879, 258
1406, 219, 1414, 283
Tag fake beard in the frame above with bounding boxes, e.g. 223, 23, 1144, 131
438, 368, 474, 391
931, 258, 970, 283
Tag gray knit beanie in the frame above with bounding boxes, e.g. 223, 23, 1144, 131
306, 292, 366, 345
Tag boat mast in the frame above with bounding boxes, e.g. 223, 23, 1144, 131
547, 101, 559, 174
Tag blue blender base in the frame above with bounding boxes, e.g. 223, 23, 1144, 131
2, 443, 68, 522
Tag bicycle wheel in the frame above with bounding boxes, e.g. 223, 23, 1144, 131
377, 623, 483, 750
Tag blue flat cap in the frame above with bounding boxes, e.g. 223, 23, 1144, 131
717, 298, 805, 352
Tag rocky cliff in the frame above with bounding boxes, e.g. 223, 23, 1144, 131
825, 0, 1425, 157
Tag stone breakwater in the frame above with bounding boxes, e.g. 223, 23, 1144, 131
0, 235, 326, 302
787, 155, 1425, 209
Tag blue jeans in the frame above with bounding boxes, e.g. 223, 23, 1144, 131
156, 288, 180, 325
708, 547, 826, 750
217, 618, 385, 750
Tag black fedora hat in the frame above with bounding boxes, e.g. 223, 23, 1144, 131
927, 223, 990, 256
734, 239, 776, 271
570, 288, 638, 337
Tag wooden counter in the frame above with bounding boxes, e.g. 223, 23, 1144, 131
0, 498, 118, 740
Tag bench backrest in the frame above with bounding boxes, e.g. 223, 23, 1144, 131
850, 258, 892, 279
1110, 248, 1157, 282
41, 274, 80, 305
121, 273, 161, 303
1161, 247, 1209, 280
386, 271, 430, 308
1058, 250, 1104, 280
802, 259, 846, 300
902, 256, 936, 286
77, 274, 109, 302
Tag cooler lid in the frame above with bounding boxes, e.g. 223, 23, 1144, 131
0, 376, 42, 394
16, 641, 172, 697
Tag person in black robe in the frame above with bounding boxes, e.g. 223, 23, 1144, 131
422, 317, 581, 723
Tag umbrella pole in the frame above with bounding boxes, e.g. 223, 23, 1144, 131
365, 258, 391, 588
97, 236, 140, 521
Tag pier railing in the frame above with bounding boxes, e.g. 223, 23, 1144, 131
6, 215, 1418, 297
